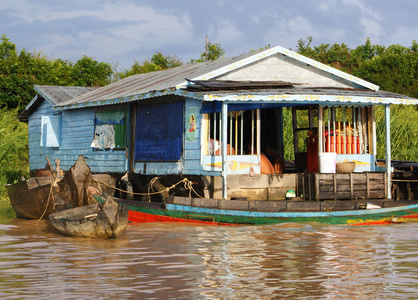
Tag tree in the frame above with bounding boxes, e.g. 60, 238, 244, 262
190, 42, 225, 63
117, 52, 183, 79
0, 35, 113, 109
0, 35, 16, 59
70, 56, 113, 87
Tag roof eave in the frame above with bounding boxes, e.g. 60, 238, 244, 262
56, 88, 179, 110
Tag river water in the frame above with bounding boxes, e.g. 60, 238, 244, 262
0, 216, 417, 299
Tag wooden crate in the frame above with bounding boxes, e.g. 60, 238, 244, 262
298, 172, 387, 200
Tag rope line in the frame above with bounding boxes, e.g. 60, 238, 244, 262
36, 177, 60, 225
36, 176, 206, 225
94, 177, 206, 199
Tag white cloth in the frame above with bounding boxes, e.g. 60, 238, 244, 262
90, 124, 115, 149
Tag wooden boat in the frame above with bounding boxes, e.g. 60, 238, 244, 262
6, 177, 59, 219
6, 156, 116, 219
49, 194, 128, 238
91, 194, 418, 226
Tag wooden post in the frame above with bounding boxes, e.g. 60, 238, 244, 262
315, 174, 320, 200
318, 106, 323, 155
333, 173, 337, 201
385, 105, 392, 199
366, 172, 370, 199
221, 102, 228, 200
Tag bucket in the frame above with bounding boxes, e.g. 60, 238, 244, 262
319, 152, 337, 173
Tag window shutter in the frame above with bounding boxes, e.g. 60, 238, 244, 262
41, 115, 61, 147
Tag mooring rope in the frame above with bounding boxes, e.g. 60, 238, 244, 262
94, 177, 205, 199
36, 176, 206, 225
36, 177, 60, 225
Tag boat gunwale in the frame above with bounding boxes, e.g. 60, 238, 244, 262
165, 202, 418, 218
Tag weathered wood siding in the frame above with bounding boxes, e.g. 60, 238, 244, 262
29, 100, 127, 173
299, 172, 387, 200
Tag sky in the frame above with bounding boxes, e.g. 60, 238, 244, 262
1, 0, 417, 71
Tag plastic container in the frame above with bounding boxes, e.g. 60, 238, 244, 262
319, 152, 337, 173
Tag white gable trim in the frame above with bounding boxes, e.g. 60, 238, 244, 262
176, 46, 379, 91
202, 93, 417, 106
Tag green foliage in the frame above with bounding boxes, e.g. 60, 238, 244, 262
0, 34, 16, 59
250, 44, 271, 53
0, 108, 29, 200
117, 52, 183, 79
190, 42, 225, 63
0, 35, 113, 109
354, 45, 418, 98
283, 108, 295, 160
69, 56, 113, 87
375, 105, 418, 161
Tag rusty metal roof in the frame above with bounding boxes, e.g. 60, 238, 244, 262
56, 52, 257, 108
56, 45, 383, 110
50, 45, 418, 110
20, 85, 98, 120
34, 85, 98, 105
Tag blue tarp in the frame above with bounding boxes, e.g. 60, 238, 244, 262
134, 102, 183, 161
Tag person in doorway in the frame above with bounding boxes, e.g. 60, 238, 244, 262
246, 143, 275, 174
264, 145, 285, 174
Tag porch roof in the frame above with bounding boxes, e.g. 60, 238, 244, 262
186, 87, 418, 106
55, 86, 418, 110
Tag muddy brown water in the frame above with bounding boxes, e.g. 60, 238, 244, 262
0, 217, 417, 299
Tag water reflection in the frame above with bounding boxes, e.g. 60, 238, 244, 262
0, 218, 417, 299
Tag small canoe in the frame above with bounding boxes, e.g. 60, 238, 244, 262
91, 194, 418, 226
49, 194, 128, 238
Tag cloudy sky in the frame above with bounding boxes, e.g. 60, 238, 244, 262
1, 0, 417, 70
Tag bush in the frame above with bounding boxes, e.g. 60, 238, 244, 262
0, 108, 29, 200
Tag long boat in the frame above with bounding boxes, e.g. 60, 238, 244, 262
91, 193, 418, 226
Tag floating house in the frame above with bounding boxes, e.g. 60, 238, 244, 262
21, 46, 418, 201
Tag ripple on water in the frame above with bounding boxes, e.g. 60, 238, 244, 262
0, 219, 417, 299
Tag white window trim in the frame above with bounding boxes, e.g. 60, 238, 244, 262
41, 115, 61, 148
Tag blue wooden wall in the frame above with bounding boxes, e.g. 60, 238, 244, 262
29, 100, 127, 173
29, 97, 208, 175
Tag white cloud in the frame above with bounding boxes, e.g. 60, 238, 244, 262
1, 0, 417, 69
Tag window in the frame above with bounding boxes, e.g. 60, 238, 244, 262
134, 102, 183, 161
41, 115, 61, 147
204, 109, 259, 156
90, 110, 126, 149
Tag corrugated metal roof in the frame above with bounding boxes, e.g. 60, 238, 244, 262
20, 85, 98, 120
49, 45, 418, 110
56, 45, 383, 109
34, 85, 98, 105
57, 52, 257, 108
